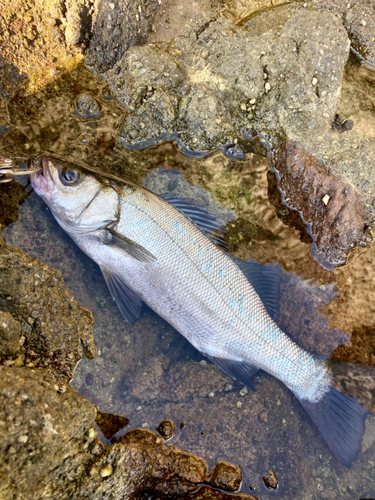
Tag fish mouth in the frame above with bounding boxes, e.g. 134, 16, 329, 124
29, 158, 52, 194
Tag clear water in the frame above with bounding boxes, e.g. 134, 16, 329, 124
2, 63, 375, 499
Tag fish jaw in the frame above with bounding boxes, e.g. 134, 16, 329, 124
30, 158, 55, 198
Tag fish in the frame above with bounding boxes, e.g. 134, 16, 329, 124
30, 156, 375, 467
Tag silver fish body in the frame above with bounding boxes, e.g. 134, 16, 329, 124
30, 157, 373, 467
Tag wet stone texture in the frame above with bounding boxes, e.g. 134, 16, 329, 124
0, 364, 253, 500
311, 0, 375, 67
271, 140, 370, 269
0, 236, 95, 388
0, 237, 253, 500
97, 6, 349, 155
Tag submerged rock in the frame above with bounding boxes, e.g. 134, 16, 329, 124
270, 140, 370, 269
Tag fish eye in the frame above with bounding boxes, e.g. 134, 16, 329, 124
59, 168, 80, 186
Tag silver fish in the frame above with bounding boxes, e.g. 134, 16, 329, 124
30, 157, 374, 466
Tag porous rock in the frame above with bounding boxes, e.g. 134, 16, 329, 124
311, 0, 375, 67
0, 365, 254, 500
0, 238, 95, 387
93, 6, 349, 155
271, 140, 370, 269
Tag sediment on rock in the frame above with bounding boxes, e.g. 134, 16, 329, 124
270, 140, 370, 269
0, 237, 96, 388
0, 364, 254, 500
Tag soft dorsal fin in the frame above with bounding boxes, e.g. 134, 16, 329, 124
233, 257, 281, 323
159, 193, 228, 251
206, 355, 258, 391
100, 266, 143, 323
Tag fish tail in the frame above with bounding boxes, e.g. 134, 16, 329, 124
298, 360, 375, 467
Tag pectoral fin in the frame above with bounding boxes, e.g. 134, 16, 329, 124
106, 228, 156, 263
206, 355, 258, 391
100, 266, 143, 323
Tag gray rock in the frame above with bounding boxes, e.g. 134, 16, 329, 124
86, 0, 161, 73
93, 7, 349, 156
75, 94, 103, 120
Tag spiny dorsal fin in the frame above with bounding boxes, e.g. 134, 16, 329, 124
160, 193, 228, 251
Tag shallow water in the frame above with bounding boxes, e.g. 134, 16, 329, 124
2, 63, 375, 499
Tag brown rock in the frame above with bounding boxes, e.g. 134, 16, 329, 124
207, 460, 242, 492
0, 365, 258, 500
0, 311, 22, 357
263, 469, 278, 490
270, 140, 370, 269
0, 240, 95, 387
96, 412, 129, 440
156, 419, 176, 440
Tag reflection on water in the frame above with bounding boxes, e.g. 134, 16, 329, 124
3, 147, 375, 498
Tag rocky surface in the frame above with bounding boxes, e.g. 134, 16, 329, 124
270, 140, 370, 269
0, 236, 96, 388
311, 0, 375, 67
0, 365, 254, 500
97, 6, 349, 156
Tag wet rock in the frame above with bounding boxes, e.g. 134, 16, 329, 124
0, 311, 22, 357
96, 412, 129, 439
0, 179, 28, 231
0, 364, 256, 500
207, 461, 242, 492
95, 6, 349, 155
86, 0, 161, 73
156, 419, 176, 440
263, 469, 278, 489
271, 140, 370, 269
74, 94, 103, 120
311, 0, 375, 67
0, 239, 95, 387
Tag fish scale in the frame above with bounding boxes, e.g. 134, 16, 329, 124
30, 157, 374, 467
114, 186, 330, 400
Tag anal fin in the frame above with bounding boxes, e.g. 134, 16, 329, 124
206, 355, 259, 391
100, 266, 143, 323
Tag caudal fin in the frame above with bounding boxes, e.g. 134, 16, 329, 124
298, 361, 375, 467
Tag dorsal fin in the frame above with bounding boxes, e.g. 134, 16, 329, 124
233, 257, 281, 323
160, 193, 228, 251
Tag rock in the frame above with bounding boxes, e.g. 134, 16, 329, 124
311, 0, 375, 66
270, 140, 370, 269
263, 469, 278, 489
74, 94, 103, 120
0, 239, 95, 387
156, 419, 176, 440
0, 179, 28, 231
0, 364, 255, 499
92, 6, 349, 156
207, 461, 242, 492
96, 412, 129, 439
0, 311, 22, 357
86, 0, 161, 73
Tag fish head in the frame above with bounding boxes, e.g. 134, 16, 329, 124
30, 157, 119, 233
